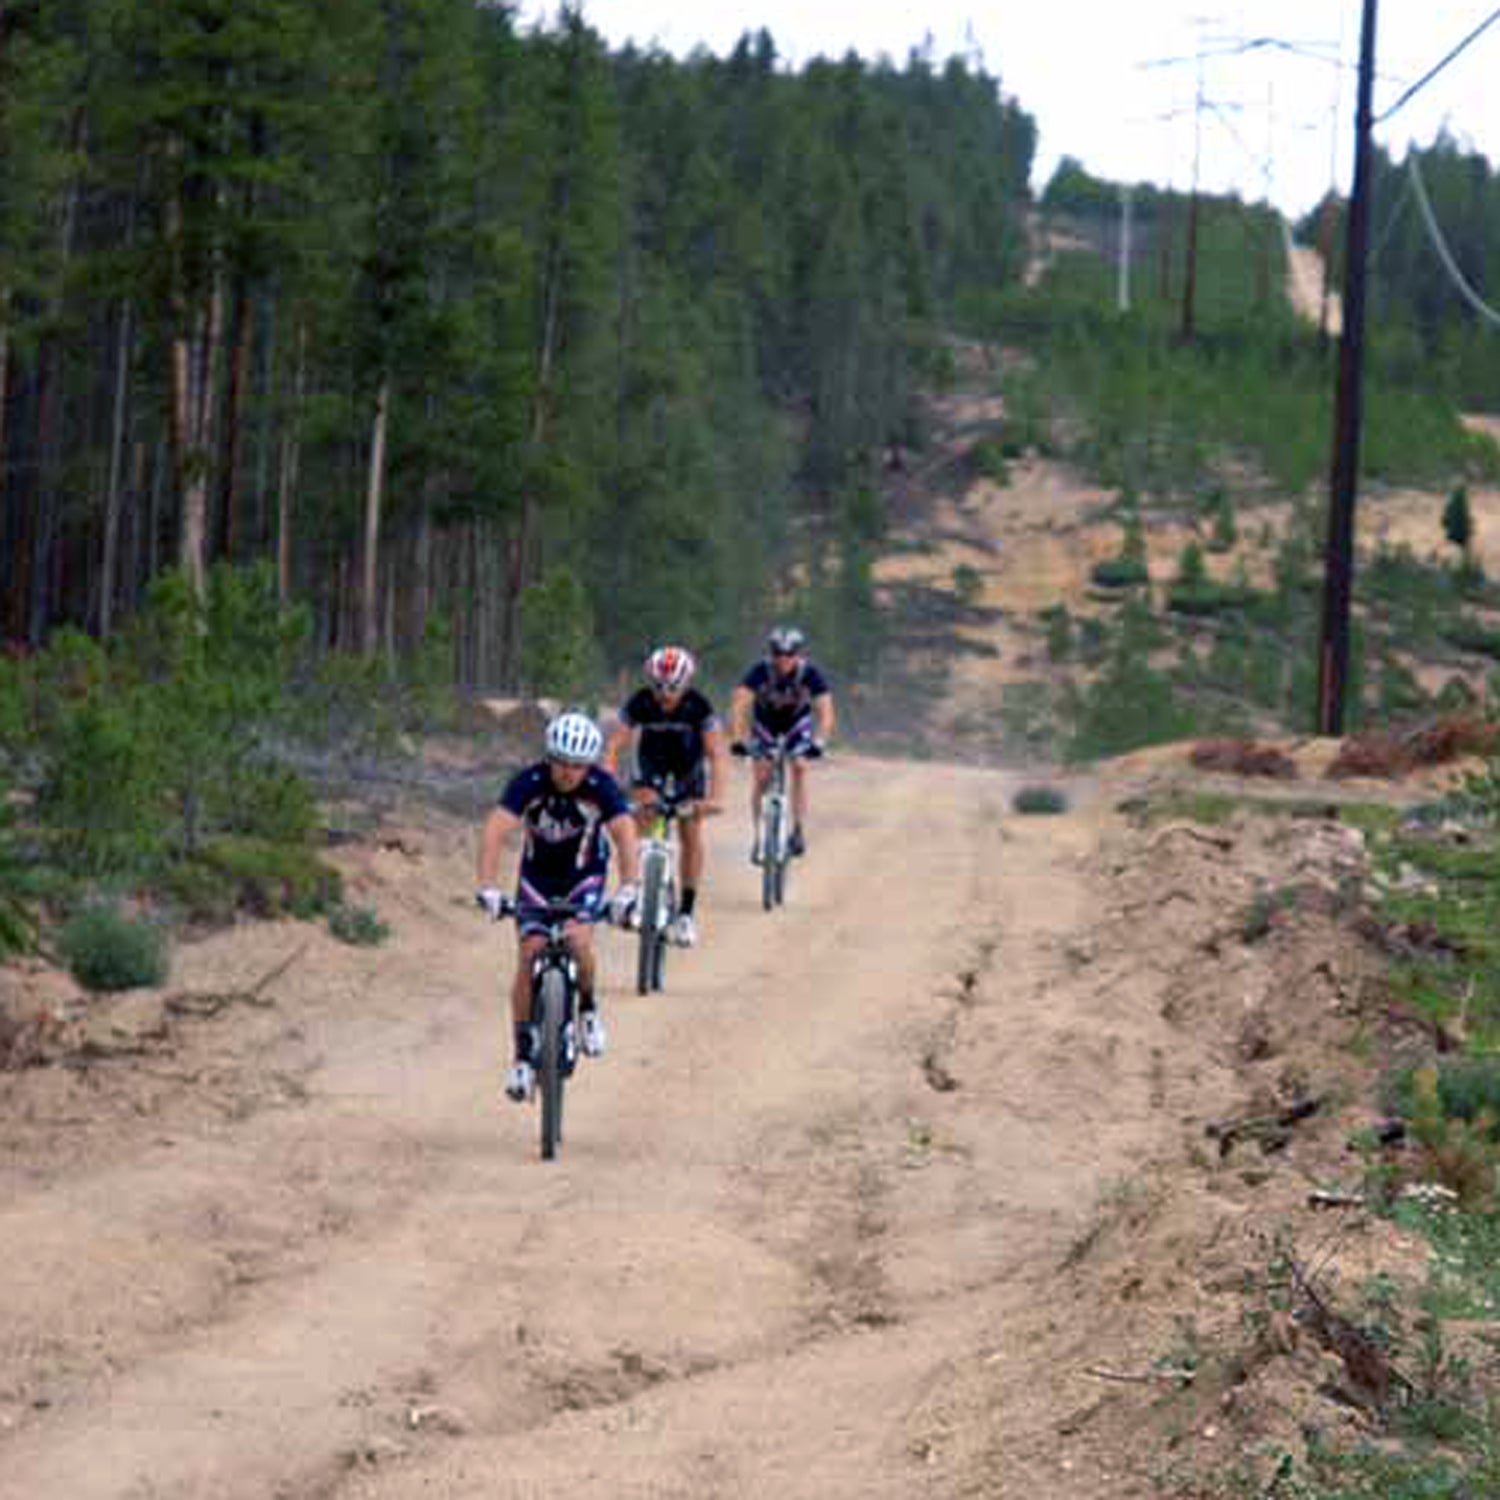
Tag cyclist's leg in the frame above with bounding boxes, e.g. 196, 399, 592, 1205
630, 778, 661, 833
787, 720, 816, 849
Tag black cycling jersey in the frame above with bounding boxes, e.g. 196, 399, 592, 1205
499, 761, 630, 894
618, 686, 719, 780
740, 658, 830, 736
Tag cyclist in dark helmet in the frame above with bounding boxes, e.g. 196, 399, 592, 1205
728, 626, 835, 862
602, 644, 728, 948
476, 711, 640, 1103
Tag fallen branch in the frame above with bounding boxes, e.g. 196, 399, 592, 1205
1307, 1189, 1367, 1210
162, 943, 309, 1019
1206, 1096, 1322, 1158
1084, 1364, 1196, 1386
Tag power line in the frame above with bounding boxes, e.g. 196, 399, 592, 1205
1375, 7, 1500, 124
1406, 152, 1500, 326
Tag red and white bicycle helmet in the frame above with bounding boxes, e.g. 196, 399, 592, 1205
544, 711, 603, 765
646, 644, 695, 692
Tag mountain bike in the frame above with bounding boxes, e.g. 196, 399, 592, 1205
747, 735, 823, 911
486, 894, 605, 1161
633, 774, 694, 995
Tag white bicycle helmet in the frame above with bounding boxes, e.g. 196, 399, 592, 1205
544, 711, 603, 765
646, 644, 695, 691
766, 625, 805, 656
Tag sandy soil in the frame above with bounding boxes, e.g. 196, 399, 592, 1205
3, 263, 1493, 1496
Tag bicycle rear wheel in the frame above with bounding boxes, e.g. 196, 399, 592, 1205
537, 969, 568, 1160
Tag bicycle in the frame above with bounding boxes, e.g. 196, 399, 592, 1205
484, 894, 610, 1161
737, 735, 823, 911
633, 774, 696, 995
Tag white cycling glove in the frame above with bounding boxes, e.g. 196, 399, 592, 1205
476, 886, 507, 920
610, 882, 640, 927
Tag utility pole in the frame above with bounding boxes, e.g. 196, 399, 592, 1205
1179, 52, 1206, 341
1117, 186, 1133, 312
1315, 0, 1378, 736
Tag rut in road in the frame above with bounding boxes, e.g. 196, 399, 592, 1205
0, 756, 1185, 1500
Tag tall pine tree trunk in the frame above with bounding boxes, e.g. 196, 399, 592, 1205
361, 374, 390, 657
276, 321, 307, 605
100, 290, 135, 636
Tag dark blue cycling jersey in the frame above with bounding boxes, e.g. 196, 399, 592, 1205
618, 685, 720, 780
499, 762, 631, 896
740, 658, 831, 736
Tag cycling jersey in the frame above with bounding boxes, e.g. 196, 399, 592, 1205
618, 686, 719, 781
740, 658, 830, 737
499, 762, 630, 900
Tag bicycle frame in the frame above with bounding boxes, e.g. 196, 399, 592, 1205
636, 776, 692, 993
753, 738, 798, 910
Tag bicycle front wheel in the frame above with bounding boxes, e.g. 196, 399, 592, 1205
762, 800, 782, 911
637, 848, 666, 995
537, 969, 568, 1161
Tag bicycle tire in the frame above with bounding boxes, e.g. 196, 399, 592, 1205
774, 837, 787, 906
651, 876, 673, 991
637, 847, 666, 995
762, 800, 782, 911
537, 969, 568, 1161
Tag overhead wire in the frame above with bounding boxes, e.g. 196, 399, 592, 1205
1405, 152, 1500, 328
1374, 7, 1500, 124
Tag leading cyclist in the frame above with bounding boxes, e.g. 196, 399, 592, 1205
476, 711, 640, 1103
602, 645, 728, 948
729, 626, 835, 862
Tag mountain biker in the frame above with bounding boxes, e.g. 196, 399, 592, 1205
729, 626, 835, 861
601, 645, 728, 948
476, 711, 640, 1103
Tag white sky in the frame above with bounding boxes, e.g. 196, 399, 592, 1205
517, 1, 1500, 221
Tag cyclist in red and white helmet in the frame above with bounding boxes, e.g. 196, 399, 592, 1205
729, 626, 835, 862
602, 645, 728, 948
476, 711, 640, 1103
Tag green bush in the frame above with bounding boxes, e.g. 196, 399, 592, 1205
327, 903, 390, 946
952, 563, 985, 606
1090, 557, 1150, 589
1012, 784, 1069, 815
58, 905, 169, 992
162, 837, 343, 924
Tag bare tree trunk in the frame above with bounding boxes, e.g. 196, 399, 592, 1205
167, 167, 226, 600
276, 321, 307, 605
100, 290, 135, 637
216, 276, 252, 561
361, 374, 390, 656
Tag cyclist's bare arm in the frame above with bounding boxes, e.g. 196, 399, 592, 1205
478, 807, 522, 887
601, 722, 634, 777
702, 724, 730, 811
729, 684, 754, 742
814, 691, 835, 743
606, 810, 641, 884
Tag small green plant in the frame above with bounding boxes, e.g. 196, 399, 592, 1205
1089, 556, 1150, 589
951, 563, 985, 607
327, 903, 390, 946
1444, 482, 1474, 557
1011, 783, 1069, 815
57, 905, 170, 992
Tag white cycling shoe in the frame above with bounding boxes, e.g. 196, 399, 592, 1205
504, 1060, 534, 1102
580, 1009, 607, 1058
670, 912, 699, 947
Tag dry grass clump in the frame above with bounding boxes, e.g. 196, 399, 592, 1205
1189, 738, 1299, 779
1326, 714, 1500, 779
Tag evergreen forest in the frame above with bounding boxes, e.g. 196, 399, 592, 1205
0, 0, 1035, 691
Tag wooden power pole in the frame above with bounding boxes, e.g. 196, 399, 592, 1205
1315, 0, 1379, 736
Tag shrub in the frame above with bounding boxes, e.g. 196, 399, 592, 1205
952, 563, 985, 607
1090, 557, 1150, 589
1012, 784, 1069, 815
162, 838, 343, 925
58, 905, 169, 992
327, 903, 390, 946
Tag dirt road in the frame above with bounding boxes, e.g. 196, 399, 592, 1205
0, 754, 1201, 1499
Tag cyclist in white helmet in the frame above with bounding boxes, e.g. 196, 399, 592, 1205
476, 711, 640, 1103
729, 626, 835, 861
602, 645, 728, 947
